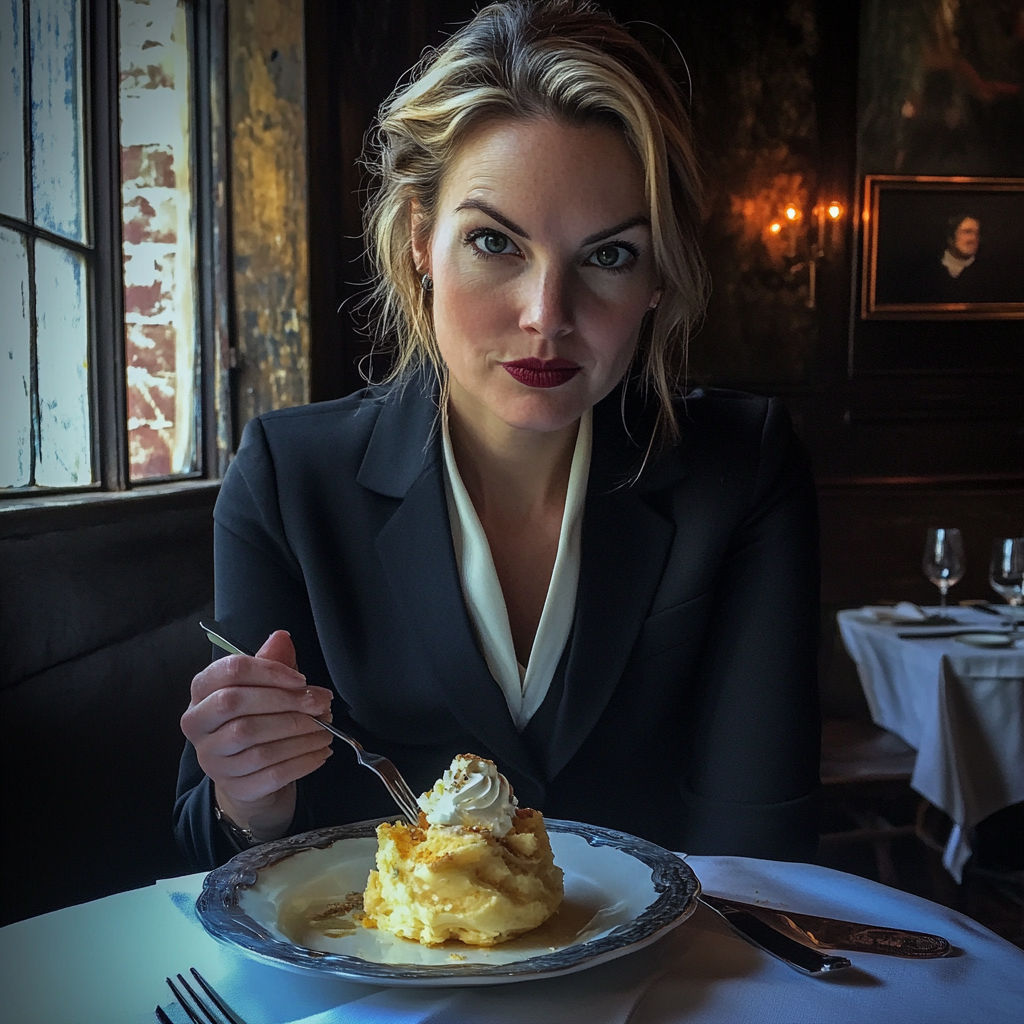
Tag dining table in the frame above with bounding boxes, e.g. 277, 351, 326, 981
2, 851, 1022, 1024
837, 604, 1024, 881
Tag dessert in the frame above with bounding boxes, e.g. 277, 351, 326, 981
362, 754, 563, 946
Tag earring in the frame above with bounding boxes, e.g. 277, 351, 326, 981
421, 272, 433, 292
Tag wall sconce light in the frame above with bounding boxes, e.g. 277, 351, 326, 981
773, 199, 844, 308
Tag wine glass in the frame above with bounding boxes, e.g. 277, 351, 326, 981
922, 528, 965, 607
990, 538, 1023, 630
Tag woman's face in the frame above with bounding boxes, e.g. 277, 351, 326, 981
414, 117, 660, 438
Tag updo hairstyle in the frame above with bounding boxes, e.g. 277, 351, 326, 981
362, 0, 707, 441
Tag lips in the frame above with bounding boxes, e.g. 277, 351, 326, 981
501, 357, 581, 389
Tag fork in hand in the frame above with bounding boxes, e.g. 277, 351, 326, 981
200, 620, 422, 822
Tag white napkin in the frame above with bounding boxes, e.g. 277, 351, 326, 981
866, 602, 929, 623
286, 943, 678, 1024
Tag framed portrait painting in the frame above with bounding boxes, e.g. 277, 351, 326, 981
861, 176, 1024, 320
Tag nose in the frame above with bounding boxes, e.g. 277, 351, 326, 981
518, 263, 574, 342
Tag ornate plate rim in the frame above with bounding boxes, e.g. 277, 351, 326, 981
196, 817, 701, 986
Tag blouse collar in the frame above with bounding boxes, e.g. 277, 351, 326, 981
440, 407, 593, 731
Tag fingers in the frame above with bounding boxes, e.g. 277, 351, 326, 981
183, 683, 333, 739
184, 627, 336, 809
216, 728, 333, 781
256, 629, 298, 670
206, 707, 329, 756
190, 653, 307, 704
216, 747, 334, 806
192, 711, 335, 806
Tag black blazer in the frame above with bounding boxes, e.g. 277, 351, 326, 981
175, 378, 821, 869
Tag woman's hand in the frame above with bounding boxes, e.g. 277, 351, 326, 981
181, 630, 334, 840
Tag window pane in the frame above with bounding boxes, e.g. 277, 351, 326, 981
29, 0, 86, 241
0, 0, 26, 219
119, 0, 198, 479
0, 228, 32, 486
34, 237, 91, 486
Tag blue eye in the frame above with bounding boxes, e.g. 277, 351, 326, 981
589, 244, 634, 269
469, 230, 515, 255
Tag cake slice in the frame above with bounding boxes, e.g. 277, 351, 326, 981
362, 754, 563, 946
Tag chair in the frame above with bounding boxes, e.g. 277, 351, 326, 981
819, 718, 920, 888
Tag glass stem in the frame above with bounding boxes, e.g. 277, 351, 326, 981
939, 581, 949, 608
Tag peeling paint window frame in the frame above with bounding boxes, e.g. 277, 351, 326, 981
1, 0, 232, 503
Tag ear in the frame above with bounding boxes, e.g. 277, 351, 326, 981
649, 287, 663, 309
410, 199, 431, 276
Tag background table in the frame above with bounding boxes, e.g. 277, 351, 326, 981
838, 606, 1024, 880
2, 855, 1022, 1024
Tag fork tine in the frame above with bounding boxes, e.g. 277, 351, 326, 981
191, 970, 246, 1024
165, 972, 242, 1024
177, 974, 223, 1024
379, 762, 421, 812
398, 777, 421, 810
367, 763, 419, 821
165, 976, 208, 1024
399, 781, 421, 820
398, 788, 420, 821
380, 775, 419, 822
384, 773, 417, 814
155, 1007, 175, 1024
384, 765, 417, 803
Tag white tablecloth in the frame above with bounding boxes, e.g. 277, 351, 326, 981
2, 856, 1022, 1024
838, 607, 1024, 879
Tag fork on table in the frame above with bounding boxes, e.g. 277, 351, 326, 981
156, 969, 245, 1024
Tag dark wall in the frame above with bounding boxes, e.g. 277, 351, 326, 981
304, 0, 1023, 612
0, 488, 217, 924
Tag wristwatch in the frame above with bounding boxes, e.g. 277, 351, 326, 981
213, 797, 258, 848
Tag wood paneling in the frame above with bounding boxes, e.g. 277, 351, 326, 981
817, 482, 1024, 607
305, 0, 434, 401
229, 0, 310, 425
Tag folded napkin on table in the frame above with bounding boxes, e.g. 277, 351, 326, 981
863, 602, 957, 625
286, 942, 679, 1024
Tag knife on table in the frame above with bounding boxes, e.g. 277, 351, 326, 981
896, 628, 1011, 639
700, 896, 852, 974
703, 894, 951, 959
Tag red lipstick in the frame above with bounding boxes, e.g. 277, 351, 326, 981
501, 357, 581, 389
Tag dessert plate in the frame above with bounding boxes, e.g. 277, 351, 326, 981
197, 818, 700, 986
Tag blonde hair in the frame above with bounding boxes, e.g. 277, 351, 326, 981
362, 0, 707, 442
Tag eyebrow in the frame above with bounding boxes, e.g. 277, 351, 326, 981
453, 199, 650, 248
580, 216, 650, 246
454, 200, 531, 239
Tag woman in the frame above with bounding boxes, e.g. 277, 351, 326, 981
176, 0, 820, 870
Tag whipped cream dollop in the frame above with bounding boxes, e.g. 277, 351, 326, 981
418, 754, 519, 837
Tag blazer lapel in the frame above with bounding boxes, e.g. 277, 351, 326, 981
360, 379, 542, 788
545, 390, 691, 781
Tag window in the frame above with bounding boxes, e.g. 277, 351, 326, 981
0, 0, 229, 496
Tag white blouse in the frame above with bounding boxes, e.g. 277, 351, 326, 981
441, 408, 593, 732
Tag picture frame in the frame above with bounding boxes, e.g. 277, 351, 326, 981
861, 176, 1024, 320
